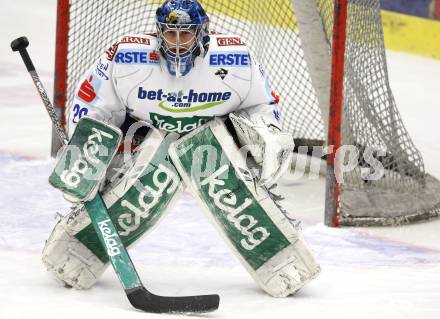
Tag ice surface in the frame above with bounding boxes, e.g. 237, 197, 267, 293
0, 0, 439, 318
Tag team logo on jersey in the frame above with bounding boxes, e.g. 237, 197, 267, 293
72, 75, 101, 123
209, 52, 250, 67
77, 75, 99, 103
106, 36, 151, 60
215, 68, 228, 80
149, 51, 160, 62
114, 49, 160, 65
138, 88, 232, 112
216, 37, 245, 47
95, 58, 109, 80
271, 91, 280, 105
150, 113, 213, 134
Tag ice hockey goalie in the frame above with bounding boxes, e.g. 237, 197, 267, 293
42, 0, 320, 297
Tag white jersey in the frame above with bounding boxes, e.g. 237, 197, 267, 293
67, 33, 281, 136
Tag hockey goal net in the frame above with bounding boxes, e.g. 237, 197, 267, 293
53, 0, 440, 227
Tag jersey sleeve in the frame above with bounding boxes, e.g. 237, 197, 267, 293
66, 53, 126, 138
237, 54, 281, 128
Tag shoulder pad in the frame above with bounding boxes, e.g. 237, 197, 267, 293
105, 34, 158, 61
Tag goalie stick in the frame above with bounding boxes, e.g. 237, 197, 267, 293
10, 36, 219, 314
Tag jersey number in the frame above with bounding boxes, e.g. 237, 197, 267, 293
72, 104, 89, 123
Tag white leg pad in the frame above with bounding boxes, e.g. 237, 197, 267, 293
42, 127, 184, 289
256, 234, 321, 297
169, 119, 321, 297
42, 208, 107, 289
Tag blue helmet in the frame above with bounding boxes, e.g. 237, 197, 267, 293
156, 0, 209, 77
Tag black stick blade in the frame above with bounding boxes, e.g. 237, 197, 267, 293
11, 37, 29, 52
126, 286, 220, 314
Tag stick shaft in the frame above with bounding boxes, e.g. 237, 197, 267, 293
28, 70, 69, 145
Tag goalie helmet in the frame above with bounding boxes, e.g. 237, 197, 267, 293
156, 0, 209, 77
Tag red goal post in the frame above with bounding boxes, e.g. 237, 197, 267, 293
325, 0, 347, 227
51, 0, 69, 155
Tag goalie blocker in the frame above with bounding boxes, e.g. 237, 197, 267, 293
169, 119, 320, 297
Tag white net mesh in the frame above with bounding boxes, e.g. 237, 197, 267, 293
58, 0, 440, 226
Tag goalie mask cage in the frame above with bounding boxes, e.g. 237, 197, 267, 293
53, 0, 440, 227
